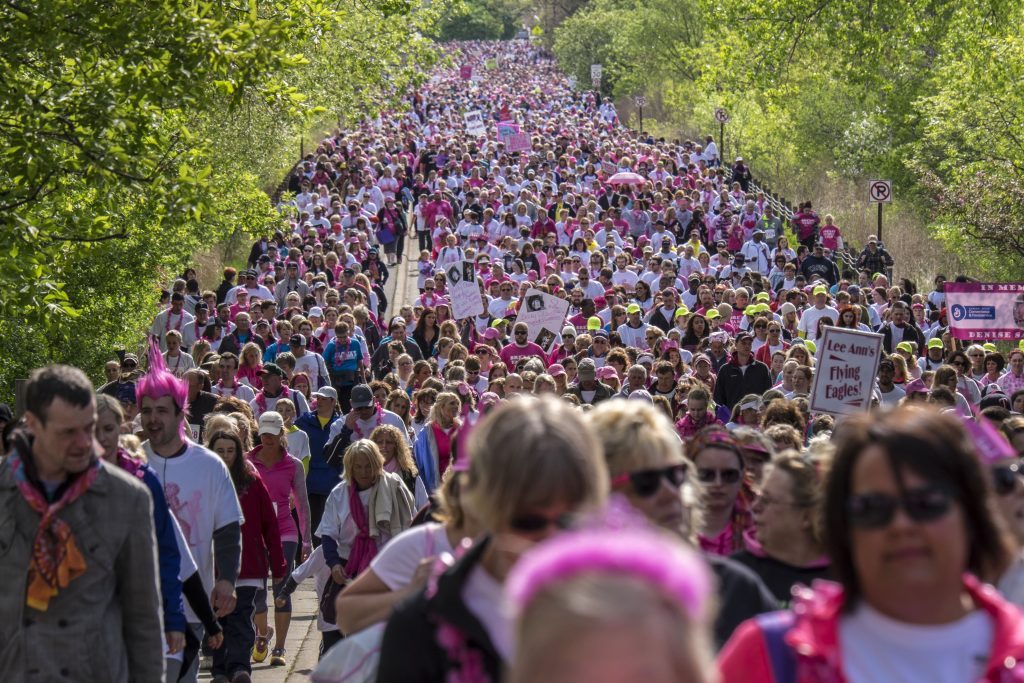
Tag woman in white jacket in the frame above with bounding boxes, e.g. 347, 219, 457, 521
315, 439, 416, 652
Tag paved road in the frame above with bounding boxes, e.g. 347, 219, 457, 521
200, 248, 415, 682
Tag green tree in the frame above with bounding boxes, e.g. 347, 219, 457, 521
0, 0, 448, 399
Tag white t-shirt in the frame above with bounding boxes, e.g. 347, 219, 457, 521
463, 564, 514, 662
144, 440, 244, 623
326, 409, 410, 445
370, 522, 453, 591
797, 305, 840, 341
840, 603, 992, 683
212, 382, 256, 403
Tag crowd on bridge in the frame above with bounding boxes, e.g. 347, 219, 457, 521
6, 39, 1024, 683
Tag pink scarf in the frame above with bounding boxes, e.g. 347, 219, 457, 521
346, 481, 377, 577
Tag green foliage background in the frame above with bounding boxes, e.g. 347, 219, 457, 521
550, 0, 1024, 279
0, 0, 450, 401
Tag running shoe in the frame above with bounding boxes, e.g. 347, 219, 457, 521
270, 647, 287, 666
251, 626, 273, 663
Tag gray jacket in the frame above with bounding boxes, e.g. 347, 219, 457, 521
0, 449, 164, 683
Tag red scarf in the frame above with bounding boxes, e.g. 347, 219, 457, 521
10, 448, 101, 611
346, 481, 378, 577
255, 385, 291, 415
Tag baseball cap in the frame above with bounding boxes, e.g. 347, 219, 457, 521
706, 309, 721, 320
259, 363, 285, 378
258, 411, 284, 436
812, 285, 828, 296
626, 303, 642, 314
587, 316, 602, 331
736, 331, 753, 343
577, 358, 597, 378
548, 364, 566, 377
483, 328, 501, 341
896, 342, 914, 354
674, 306, 690, 319
313, 386, 338, 401
309, 306, 324, 318
350, 384, 374, 408
596, 366, 617, 380
754, 292, 770, 303
289, 334, 306, 347
927, 338, 944, 350
805, 340, 817, 354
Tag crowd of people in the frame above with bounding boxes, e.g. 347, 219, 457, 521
5, 39, 1024, 683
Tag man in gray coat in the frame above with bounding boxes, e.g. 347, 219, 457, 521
0, 365, 163, 682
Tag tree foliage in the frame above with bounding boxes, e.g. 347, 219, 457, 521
436, 0, 523, 41
552, 0, 1024, 277
0, 0, 448, 398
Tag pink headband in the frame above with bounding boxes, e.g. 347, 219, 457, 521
506, 499, 712, 620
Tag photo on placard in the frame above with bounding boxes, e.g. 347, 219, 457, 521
534, 328, 557, 352
526, 294, 546, 313
448, 265, 462, 285
463, 262, 476, 283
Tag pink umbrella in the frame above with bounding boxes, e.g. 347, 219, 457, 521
607, 171, 645, 186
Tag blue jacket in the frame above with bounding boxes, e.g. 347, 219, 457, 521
296, 410, 341, 495
412, 426, 441, 493
123, 459, 187, 634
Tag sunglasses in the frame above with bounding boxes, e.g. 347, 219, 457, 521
613, 464, 688, 498
993, 462, 1024, 496
509, 512, 575, 534
696, 467, 742, 484
848, 486, 953, 529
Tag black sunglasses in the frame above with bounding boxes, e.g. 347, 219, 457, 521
848, 486, 953, 529
509, 512, 575, 534
615, 464, 688, 498
993, 462, 1024, 496
696, 467, 742, 484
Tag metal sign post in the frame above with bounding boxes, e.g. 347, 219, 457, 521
868, 180, 892, 241
634, 95, 646, 134
714, 108, 730, 164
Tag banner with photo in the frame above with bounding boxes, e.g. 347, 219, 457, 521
464, 111, 487, 137
946, 282, 1024, 340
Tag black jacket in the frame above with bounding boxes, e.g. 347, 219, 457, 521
377, 537, 503, 683
880, 321, 926, 354
713, 357, 773, 410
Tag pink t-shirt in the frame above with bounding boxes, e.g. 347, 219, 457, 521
249, 448, 310, 544
499, 341, 547, 369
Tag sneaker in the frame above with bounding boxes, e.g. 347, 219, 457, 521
270, 647, 287, 666
251, 626, 273, 663
231, 673, 253, 683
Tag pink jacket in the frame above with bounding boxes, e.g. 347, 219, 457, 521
718, 574, 1024, 683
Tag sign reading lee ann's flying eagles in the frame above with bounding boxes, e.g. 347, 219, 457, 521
809, 327, 884, 416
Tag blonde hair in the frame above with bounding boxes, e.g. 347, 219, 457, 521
428, 391, 460, 424
512, 571, 715, 683
463, 397, 607, 532
342, 439, 385, 484
369, 424, 417, 477
588, 400, 684, 477
204, 413, 251, 451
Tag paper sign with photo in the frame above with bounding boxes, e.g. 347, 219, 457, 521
515, 288, 571, 341
446, 260, 484, 320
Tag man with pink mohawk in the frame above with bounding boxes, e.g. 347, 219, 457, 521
138, 343, 244, 682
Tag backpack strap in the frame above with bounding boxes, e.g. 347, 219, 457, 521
755, 611, 797, 683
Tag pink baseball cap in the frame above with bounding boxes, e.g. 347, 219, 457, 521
596, 366, 618, 380
548, 363, 566, 377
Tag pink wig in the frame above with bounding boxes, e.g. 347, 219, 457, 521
506, 498, 712, 621
136, 339, 190, 437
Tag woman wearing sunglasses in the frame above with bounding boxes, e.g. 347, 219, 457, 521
731, 452, 831, 606
719, 407, 1022, 683
377, 397, 607, 682
690, 428, 755, 556
589, 400, 776, 650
